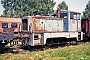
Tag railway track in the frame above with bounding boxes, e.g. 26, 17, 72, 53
0, 40, 89, 54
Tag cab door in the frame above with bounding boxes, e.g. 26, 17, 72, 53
22, 19, 28, 30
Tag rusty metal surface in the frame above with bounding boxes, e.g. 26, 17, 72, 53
81, 18, 89, 33
31, 17, 64, 33
0, 18, 22, 40
3, 28, 14, 34
0, 35, 14, 40
0, 18, 21, 33
0, 28, 14, 40
0, 18, 21, 22
32, 16, 53, 18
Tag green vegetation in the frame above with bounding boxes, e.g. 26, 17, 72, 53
1, 0, 56, 18
58, 1, 68, 10
1, 0, 69, 18
83, 0, 90, 18
1, 42, 90, 60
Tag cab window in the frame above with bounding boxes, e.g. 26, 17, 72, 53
60, 13, 67, 18
11, 23, 17, 28
2, 23, 8, 28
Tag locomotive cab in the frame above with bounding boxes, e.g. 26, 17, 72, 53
52, 10, 83, 41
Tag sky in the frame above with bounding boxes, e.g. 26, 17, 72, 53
54, 0, 89, 14
0, 0, 89, 15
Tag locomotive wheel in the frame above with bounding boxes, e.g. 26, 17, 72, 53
27, 45, 31, 52
0, 44, 5, 51
0, 42, 9, 51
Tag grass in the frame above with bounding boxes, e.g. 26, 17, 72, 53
1, 42, 90, 60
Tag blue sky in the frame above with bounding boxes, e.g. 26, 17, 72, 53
0, 0, 89, 15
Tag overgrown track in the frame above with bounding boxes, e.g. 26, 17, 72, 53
0, 40, 89, 54
27, 40, 88, 52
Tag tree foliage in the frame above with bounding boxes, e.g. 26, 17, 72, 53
58, 1, 68, 10
1, 0, 56, 18
83, 0, 90, 18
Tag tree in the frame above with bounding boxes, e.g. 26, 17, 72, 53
1, 0, 56, 18
83, 0, 90, 18
58, 1, 68, 10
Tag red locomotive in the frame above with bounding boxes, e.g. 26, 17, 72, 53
0, 17, 21, 50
